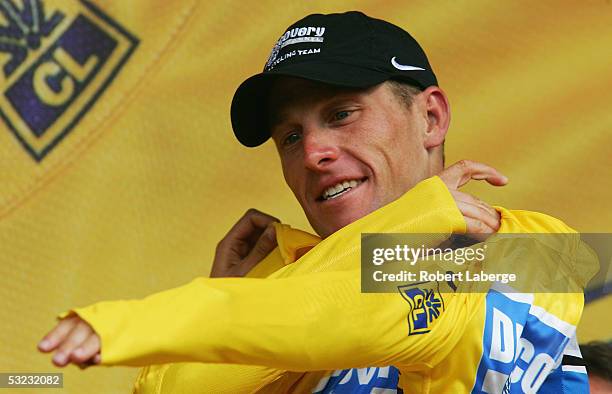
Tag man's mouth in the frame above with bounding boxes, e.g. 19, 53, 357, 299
318, 177, 367, 201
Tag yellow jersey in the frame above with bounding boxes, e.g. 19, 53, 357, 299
61, 177, 596, 393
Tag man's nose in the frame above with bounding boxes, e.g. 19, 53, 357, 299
302, 128, 340, 170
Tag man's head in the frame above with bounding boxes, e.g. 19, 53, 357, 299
231, 11, 449, 237
267, 77, 448, 237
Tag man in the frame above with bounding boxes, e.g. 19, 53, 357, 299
38, 11, 594, 393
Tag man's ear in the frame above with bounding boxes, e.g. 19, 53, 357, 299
420, 86, 450, 149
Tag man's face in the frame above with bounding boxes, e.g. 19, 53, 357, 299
269, 77, 433, 238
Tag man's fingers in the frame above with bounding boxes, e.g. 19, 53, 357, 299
38, 317, 79, 353
450, 190, 500, 226
53, 321, 95, 367
76, 351, 101, 370
455, 199, 501, 232
438, 160, 505, 239
240, 224, 278, 275
70, 333, 101, 364
227, 209, 279, 241
212, 209, 281, 278
439, 160, 508, 190
217, 209, 280, 256
463, 216, 497, 237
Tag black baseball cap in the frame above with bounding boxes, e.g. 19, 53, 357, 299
231, 11, 438, 147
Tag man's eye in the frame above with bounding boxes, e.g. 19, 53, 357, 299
283, 132, 301, 146
333, 110, 352, 121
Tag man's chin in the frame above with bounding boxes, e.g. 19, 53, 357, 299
314, 211, 371, 239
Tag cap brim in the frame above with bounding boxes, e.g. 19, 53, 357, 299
230, 62, 391, 147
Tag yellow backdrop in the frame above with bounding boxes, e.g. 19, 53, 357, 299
0, 1, 610, 392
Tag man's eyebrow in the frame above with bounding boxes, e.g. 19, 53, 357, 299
324, 94, 363, 107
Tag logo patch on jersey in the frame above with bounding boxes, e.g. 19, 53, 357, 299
471, 288, 576, 394
312, 367, 400, 394
0, 0, 138, 161
399, 281, 445, 335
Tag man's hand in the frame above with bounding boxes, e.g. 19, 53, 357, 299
38, 315, 101, 368
438, 160, 508, 237
210, 209, 280, 278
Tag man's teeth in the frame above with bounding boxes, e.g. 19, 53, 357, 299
322, 179, 362, 200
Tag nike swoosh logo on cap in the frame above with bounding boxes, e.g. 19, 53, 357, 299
391, 57, 425, 71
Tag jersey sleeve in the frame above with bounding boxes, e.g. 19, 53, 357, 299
60, 176, 469, 369
72, 269, 453, 369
